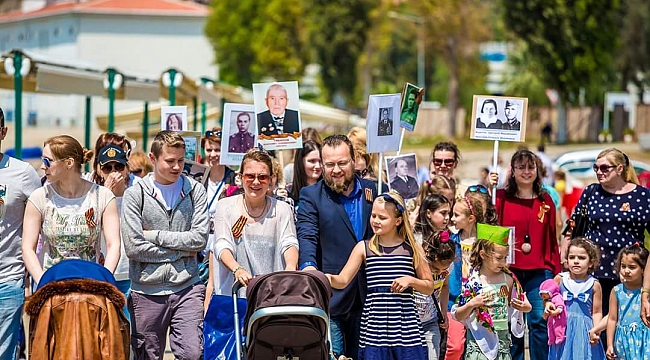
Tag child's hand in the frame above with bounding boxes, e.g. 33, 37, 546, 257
549, 307, 563, 317
468, 294, 487, 309
606, 345, 617, 359
588, 328, 600, 345
391, 276, 412, 293
511, 293, 532, 312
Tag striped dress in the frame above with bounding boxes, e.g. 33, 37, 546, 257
358, 240, 427, 360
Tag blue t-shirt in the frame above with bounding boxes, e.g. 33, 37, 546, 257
340, 178, 364, 242
447, 232, 463, 310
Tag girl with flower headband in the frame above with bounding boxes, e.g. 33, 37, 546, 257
327, 190, 433, 360
452, 224, 532, 360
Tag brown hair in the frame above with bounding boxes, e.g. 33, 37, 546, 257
597, 148, 639, 185
469, 238, 504, 269
302, 127, 323, 145
430, 141, 461, 165
44, 135, 93, 173
201, 126, 222, 150
290, 140, 322, 200
322, 134, 355, 160
417, 175, 456, 204
368, 190, 423, 268
92, 132, 132, 185
505, 150, 546, 199
456, 193, 485, 224
128, 151, 153, 176
567, 237, 601, 272
240, 148, 274, 176
423, 230, 456, 265
150, 131, 185, 158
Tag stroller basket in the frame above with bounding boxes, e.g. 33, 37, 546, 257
241, 271, 332, 360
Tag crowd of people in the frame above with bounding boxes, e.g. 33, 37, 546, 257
2, 104, 650, 360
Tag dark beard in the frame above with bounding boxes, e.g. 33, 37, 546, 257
324, 173, 353, 193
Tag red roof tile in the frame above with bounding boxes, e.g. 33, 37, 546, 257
0, 0, 209, 23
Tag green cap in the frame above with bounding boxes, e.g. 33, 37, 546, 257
476, 223, 510, 247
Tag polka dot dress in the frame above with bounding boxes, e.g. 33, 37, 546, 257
573, 184, 650, 279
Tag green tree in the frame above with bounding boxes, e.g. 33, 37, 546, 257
501, 0, 621, 143
617, 0, 650, 99
307, 0, 379, 107
204, 0, 309, 86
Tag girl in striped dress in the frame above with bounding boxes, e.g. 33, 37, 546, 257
327, 190, 434, 360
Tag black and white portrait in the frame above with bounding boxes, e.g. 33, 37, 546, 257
377, 107, 393, 137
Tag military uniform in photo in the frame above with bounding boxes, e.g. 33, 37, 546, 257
229, 132, 255, 153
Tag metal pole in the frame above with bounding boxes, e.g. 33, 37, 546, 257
107, 69, 116, 132
14, 52, 23, 160
168, 69, 177, 106
142, 102, 149, 152
84, 96, 91, 172
193, 97, 198, 131
201, 101, 207, 158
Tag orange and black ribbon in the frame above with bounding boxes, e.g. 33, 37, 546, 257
85, 208, 97, 229
231, 215, 247, 239
538, 203, 551, 223
365, 188, 374, 203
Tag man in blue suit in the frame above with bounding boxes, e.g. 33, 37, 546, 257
297, 134, 385, 359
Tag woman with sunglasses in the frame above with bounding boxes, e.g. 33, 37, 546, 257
559, 149, 650, 329
22, 135, 121, 285
495, 149, 561, 360
205, 149, 298, 309
86, 132, 139, 318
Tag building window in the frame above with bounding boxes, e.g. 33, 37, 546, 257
17, 33, 24, 41
53, 27, 60, 36
69, 26, 75, 35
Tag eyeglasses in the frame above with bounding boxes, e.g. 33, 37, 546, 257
432, 158, 456, 166
593, 164, 616, 173
131, 168, 143, 175
241, 173, 270, 184
205, 130, 222, 138
514, 165, 536, 171
41, 157, 61, 168
100, 163, 126, 173
468, 185, 488, 194
355, 168, 369, 178
323, 158, 352, 170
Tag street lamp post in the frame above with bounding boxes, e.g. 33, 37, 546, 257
199, 77, 215, 136
162, 69, 183, 106
3, 50, 31, 159
388, 11, 425, 88
103, 68, 123, 133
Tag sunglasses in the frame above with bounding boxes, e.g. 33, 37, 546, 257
241, 173, 270, 184
468, 185, 488, 194
355, 168, 369, 178
41, 157, 61, 168
100, 163, 126, 173
593, 164, 616, 173
205, 130, 222, 138
432, 158, 456, 166
131, 168, 143, 175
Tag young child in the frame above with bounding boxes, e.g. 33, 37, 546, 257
452, 224, 531, 360
547, 238, 606, 360
413, 193, 451, 241
416, 229, 457, 359
605, 243, 650, 360
327, 191, 434, 360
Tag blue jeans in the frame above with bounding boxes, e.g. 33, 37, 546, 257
511, 269, 553, 360
330, 310, 361, 358
115, 279, 131, 322
0, 278, 24, 360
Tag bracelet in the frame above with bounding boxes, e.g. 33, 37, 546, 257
232, 266, 244, 276
642, 288, 650, 294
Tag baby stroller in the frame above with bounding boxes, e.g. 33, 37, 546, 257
233, 270, 331, 360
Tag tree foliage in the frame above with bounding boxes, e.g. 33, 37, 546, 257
617, 0, 650, 93
501, 0, 620, 103
204, 0, 309, 86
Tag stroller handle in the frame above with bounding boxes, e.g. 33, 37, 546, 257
232, 280, 245, 360
232, 280, 245, 295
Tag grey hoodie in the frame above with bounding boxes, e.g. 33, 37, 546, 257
121, 173, 209, 295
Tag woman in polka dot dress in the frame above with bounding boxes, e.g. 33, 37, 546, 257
563, 148, 650, 320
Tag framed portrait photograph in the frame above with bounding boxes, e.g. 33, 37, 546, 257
161, 106, 188, 131
221, 103, 257, 166
252, 81, 303, 151
178, 131, 201, 162
470, 95, 528, 142
367, 94, 402, 153
385, 153, 419, 200
399, 83, 424, 132
183, 160, 210, 186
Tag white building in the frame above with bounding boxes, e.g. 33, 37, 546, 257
0, 0, 215, 127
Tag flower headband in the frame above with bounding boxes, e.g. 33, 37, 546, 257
379, 193, 405, 213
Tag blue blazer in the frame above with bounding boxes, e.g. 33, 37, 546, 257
297, 177, 386, 316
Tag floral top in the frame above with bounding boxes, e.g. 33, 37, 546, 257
28, 182, 114, 270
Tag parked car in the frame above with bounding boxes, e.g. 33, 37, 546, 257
554, 149, 650, 181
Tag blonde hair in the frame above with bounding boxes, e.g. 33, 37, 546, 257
129, 151, 153, 175
416, 175, 456, 204
44, 135, 93, 173
368, 190, 423, 268
597, 148, 638, 184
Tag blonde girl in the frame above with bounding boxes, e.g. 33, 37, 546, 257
452, 224, 531, 360
327, 190, 433, 360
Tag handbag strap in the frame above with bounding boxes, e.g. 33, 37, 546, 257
430, 292, 446, 324
576, 183, 598, 214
